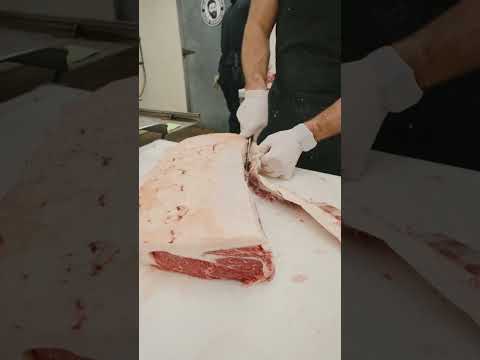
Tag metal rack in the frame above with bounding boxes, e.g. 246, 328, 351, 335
139, 109, 200, 138
0, 11, 138, 96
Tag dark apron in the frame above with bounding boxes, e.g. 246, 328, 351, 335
343, 0, 480, 171
259, 0, 341, 175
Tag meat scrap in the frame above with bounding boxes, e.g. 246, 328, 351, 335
88, 241, 101, 253
315, 203, 341, 223
164, 205, 190, 223
247, 143, 341, 241
168, 230, 176, 244
87, 240, 120, 276
423, 233, 480, 284
71, 299, 87, 330
383, 273, 393, 281
140, 134, 274, 285
91, 248, 120, 276
97, 194, 106, 207
101, 156, 112, 166
465, 264, 480, 275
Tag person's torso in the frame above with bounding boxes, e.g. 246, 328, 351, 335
275, 0, 341, 96
343, 0, 480, 171
264, 1, 341, 174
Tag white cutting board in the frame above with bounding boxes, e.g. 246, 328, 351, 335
0, 84, 88, 200
344, 151, 480, 326
139, 139, 341, 360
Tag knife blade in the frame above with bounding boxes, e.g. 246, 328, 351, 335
245, 136, 253, 171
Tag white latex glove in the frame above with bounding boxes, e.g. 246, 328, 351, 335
237, 89, 269, 141
213, 74, 220, 89
257, 123, 317, 179
342, 46, 423, 179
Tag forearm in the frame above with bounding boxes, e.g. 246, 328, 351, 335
242, 24, 270, 89
305, 99, 341, 142
393, 0, 480, 89
242, 0, 278, 90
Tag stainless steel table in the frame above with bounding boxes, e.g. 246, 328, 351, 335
139, 109, 200, 139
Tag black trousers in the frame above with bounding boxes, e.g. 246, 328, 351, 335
218, 64, 243, 134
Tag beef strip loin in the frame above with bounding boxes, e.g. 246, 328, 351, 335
139, 133, 274, 285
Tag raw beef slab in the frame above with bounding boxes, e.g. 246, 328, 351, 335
139, 133, 274, 285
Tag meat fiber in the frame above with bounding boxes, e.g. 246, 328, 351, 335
246, 143, 341, 242
139, 134, 274, 285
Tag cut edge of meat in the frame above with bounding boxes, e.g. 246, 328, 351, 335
246, 156, 295, 207
315, 203, 342, 223
151, 245, 274, 285
246, 145, 341, 241
141, 134, 276, 285
247, 169, 292, 205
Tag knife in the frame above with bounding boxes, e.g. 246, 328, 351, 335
245, 136, 253, 171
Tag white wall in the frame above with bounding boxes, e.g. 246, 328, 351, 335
139, 0, 187, 112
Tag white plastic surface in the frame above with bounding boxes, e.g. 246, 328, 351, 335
139, 139, 341, 360
344, 151, 480, 326
0, 84, 88, 200
343, 230, 480, 359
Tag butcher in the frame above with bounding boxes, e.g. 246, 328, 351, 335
237, 0, 341, 179
238, 0, 480, 179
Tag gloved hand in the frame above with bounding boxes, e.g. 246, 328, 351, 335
342, 46, 423, 179
213, 74, 220, 89
237, 90, 269, 141
257, 123, 317, 179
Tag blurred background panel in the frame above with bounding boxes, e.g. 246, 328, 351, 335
0, 0, 115, 20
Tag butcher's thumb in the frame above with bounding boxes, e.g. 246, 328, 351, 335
280, 169, 295, 180
237, 106, 252, 138
240, 129, 249, 138
257, 141, 271, 157
240, 127, 261, 142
